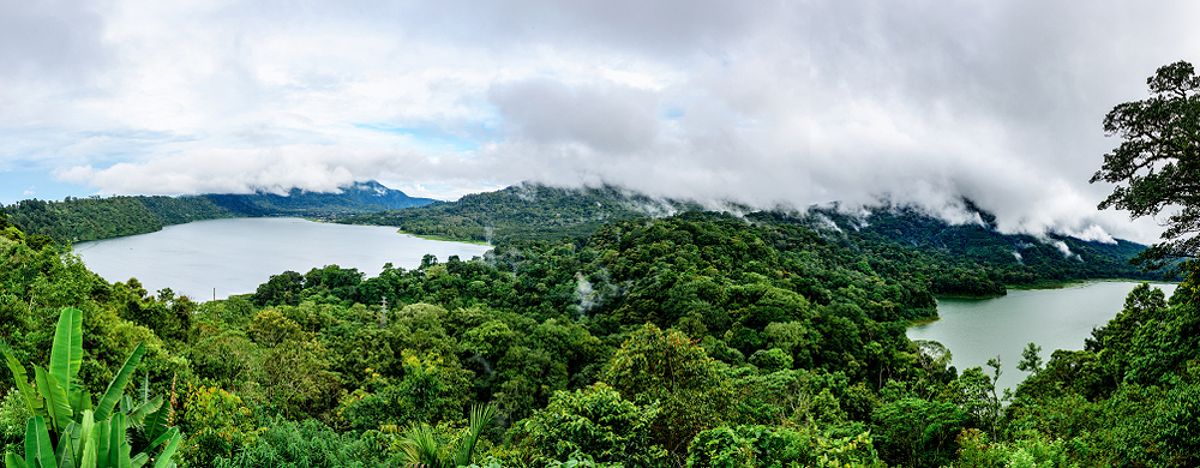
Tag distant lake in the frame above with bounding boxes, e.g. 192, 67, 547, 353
908, 281, 1178, 392
73, 217, 491, 301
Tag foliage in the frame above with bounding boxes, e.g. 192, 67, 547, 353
179, 386, 260, 467
510, 383, 668, 466
0, 390, 30, 454
2, 196, 231, 244
394, 404, 496, 468
602, 324, 727, 459
1091, 60, 1200, 265
871, 397, 966, 467
347, 183, 1166, 297
686, 425, 885, 467
212, 418, 388, 467
1017, 342, 1043, 375
344, 183, 700, 244
3, 130, 1199, 468
2, 181, 432, 244
1, 308, 181, 468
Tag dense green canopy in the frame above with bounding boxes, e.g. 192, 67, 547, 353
1093, 60, 1200, 266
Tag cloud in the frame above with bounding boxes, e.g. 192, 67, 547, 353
489, 79, 660, 153
3, 0, 1198, 244
0, 0, 109, 81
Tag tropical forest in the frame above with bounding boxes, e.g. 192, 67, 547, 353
2, 3, 1200, 468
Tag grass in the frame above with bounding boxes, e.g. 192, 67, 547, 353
397, 230, 491, 246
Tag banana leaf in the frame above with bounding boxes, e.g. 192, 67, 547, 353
95, 344, 145, 422
28, 416, 57, 468
0, 340, 41, 416
151, 430, 180, 468
49, 308, 83, 397
3, 452, 28, 468
34, 368, 72, 433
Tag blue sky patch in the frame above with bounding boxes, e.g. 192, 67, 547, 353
353, 123, 487, 152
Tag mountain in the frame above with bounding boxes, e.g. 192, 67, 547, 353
344, 183, 702, 243
344, 182, 1169, 295
773, 205, 1164, 295
202, 180, 436, 217
3, 180, 434, 243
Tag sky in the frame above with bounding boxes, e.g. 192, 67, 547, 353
2, 1, 1198, 244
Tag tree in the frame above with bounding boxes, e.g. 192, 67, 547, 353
179, 386, 259, 466
871, 397, 967, 468
602, 325, 727, 459
1017, 342, 1043, 375
1091, 61, 1200, 265
252, 271, 304, 307
511, 383, 668, 466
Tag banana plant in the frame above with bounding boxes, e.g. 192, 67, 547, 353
1, 307, 182, 468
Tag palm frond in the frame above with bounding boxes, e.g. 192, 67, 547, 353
453, 404, 496, 467
398, 424, 443, 468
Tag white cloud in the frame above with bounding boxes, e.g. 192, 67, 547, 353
1, 0, 1197, 244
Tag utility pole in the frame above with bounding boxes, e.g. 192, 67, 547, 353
379, 296, 389, 327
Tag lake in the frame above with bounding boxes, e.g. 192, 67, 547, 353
908, 281, 1178, 392
73, 217, 492, 301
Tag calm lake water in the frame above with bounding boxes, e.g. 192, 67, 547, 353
908, 281, 1178, 392
74, 217, 492, 301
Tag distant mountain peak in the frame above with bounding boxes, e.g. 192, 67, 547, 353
201, 179, 436, 217
346, 180, 391, 196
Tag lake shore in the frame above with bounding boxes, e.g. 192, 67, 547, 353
910, 280, 1179, 392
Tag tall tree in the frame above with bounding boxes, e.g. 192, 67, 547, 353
1092, 61, 1200, 266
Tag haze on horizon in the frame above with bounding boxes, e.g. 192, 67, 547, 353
2, 0, 1198, 244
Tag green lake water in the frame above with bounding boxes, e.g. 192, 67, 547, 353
908, 281, 1178, 392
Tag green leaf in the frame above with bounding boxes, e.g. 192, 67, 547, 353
49, 308, 83, 397
108, 414, 125, 468
151, 430, 181, 468
130, 452, 148, 468
97, 417, 111, 468
141, 406, 169, 443
140, 428, 176, 458
454, 404, 497, 466
95, 344, 146, 422
33, 368, 72, 433
126, 396, 162, 427
3, 453, 28, 468
139, 374, 149, 405
30, 416, 56, 468
54, 428, 74, 468
23, 419, 34, 468
116, 414, 132, 468
78, 411, 96, 468
0, 340, 41, 416
69, 389, 91, 417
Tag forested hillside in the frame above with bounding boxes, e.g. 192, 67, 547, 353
347, 183, 1167, 296
344, 183, 701, 243
3, 180, 434, 244
793, 206, 1163, 295
2, 195, 232, 243
2, 207, 1196, 466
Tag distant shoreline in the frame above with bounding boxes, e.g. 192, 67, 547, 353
396, 229, 491, 246
934, 278, 1180, 302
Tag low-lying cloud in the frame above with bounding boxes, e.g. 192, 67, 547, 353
4, 1, 1198, 244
